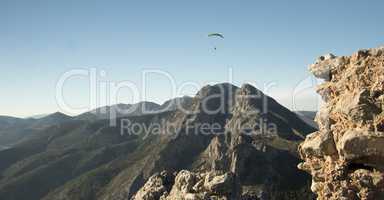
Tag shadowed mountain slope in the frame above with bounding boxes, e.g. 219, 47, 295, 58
0, 83, 316, 200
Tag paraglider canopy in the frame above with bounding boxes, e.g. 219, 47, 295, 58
208, 33, 224, 38
208, 33, 224, 51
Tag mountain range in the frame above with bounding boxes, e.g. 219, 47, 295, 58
0, 83, 317, 200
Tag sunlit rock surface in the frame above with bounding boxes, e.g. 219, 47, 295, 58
299, 46, 384, 200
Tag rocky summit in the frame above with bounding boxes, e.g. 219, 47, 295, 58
130, 83, 316, 200
299, 46, 384, 199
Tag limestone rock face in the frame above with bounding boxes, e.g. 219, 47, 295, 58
133, 170, 234, 200
299, 46, 384, 200
131, 171, 175, 200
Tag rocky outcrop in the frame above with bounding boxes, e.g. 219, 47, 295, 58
299, 46, 384, 199
130, 171, 175, 200
131, 170, 235, 200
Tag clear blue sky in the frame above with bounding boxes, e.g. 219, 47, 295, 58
1, 0, 383, 117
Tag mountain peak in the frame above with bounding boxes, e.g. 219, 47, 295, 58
196, 83, 238, 98
42, 112, 71, 120
238, 83, 264, 95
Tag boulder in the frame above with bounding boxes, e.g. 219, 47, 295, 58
299, 131, 337, 158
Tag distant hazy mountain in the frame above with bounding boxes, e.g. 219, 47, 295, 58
28, 113, 50, 119
0, 116, 35, 146
0, 116, 25, 129
75, 102, 161, 121
30, 112, 72, 129
75, 98, 194, 121
0, 83, 316, 200
0, 112, 72, 147
0, 99, 193, 147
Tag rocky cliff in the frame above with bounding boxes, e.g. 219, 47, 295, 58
299, 47, 384, 199
131, 84, 316, 200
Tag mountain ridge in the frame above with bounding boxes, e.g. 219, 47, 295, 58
0, 83, 316, 200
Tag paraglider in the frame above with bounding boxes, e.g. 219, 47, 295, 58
208, 33, 224, 39
208, 33, 224, 50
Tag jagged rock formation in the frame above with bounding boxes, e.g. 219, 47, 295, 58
131, 83, 316, 200
299, 47, 384, 199
131, 171, 175, 200
132, 170, 234, 200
